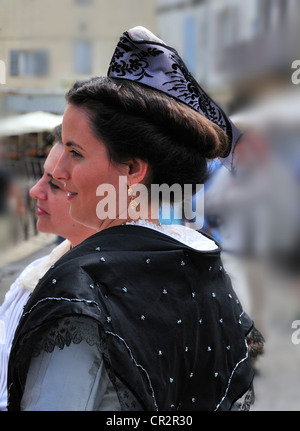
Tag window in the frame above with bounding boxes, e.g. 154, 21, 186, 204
184, 16, 196, 74
10, 50, 49, 77
253, 0, 272, 35
0, 60, 5, 84
278, 0, 288, 22
218, 7, 238, 48
74, 40, 92, 75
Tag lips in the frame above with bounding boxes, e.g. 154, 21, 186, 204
37, 206, 49, 216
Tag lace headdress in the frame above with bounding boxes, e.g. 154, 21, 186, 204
108, 26, 241, 169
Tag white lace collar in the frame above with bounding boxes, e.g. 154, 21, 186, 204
126, 220, 218, 251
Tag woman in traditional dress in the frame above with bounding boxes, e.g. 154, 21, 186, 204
8, 27, 258, 411
0, 130, 95, 410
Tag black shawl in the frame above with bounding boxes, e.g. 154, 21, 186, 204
7, 225, 254, 410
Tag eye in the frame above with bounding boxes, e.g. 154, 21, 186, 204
70, 149, 82, 158
49, 181, 61, 190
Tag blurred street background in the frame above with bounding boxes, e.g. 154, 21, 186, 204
0, 0, 300, 411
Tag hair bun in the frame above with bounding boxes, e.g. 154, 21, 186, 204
199, 118, 231, 159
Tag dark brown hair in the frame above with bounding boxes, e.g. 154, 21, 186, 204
65, 76, 230, 188
52, 124, 62, 143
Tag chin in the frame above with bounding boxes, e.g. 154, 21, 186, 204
37, 221, 52, 234
36, 221, 46, 233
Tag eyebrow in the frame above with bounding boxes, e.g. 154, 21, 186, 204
65, 141, 85, 151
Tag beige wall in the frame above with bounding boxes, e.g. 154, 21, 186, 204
0, 0, 157, 92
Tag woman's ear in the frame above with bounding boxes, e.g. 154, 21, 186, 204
126, 158, 150, 186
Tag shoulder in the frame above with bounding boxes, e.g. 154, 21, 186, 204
0, 256, 47, 305
162, 224, 219, 251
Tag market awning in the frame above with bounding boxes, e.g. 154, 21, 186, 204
0, 111, 63, 136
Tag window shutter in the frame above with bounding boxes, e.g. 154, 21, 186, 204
10, 50, 19, 76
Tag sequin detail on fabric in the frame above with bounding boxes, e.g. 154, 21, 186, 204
22, 297, 102, 317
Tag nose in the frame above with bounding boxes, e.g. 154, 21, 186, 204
52, 150, 70, 182
30, 178, 47, 200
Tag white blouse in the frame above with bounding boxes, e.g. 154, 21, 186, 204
0, 239, 72, 411
0, 258, 41, 410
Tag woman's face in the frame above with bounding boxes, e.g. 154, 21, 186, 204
53, 104, 127, 230
30, 144, 81, 239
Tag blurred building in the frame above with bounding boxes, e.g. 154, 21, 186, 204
0, 0, 157, 116
2, 0, 299, 116
0, 0, 157, 245
156, 0, 300, 111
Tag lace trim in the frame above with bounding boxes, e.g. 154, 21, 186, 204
30, 316, 103, 357
126, 220, 218, 251
231, 385, 255, 411
246, 326, 265, 359
20, 316, 144, 410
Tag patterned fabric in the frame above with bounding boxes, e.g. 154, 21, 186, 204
108, 31, 242, 169
0, 241, 72, 410
8, 225, 254, 411
20, 316, 138, 411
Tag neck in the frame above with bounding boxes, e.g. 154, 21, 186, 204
68, 229, 98, 247
95, 198, 161, 232
96, 216, 161, 232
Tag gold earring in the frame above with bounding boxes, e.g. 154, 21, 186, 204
128, 185, 137, 211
